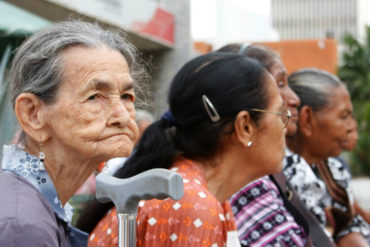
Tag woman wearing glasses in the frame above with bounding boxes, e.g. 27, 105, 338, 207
285, 68, 370, 246
218, 44, 320, 247
84, 52, 290, 247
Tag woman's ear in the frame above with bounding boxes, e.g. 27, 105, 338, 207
15, 93, 50, 142
234, 110, 255, 148
298, 105, 314, 137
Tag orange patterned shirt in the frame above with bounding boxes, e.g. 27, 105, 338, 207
88, 158, 239, 247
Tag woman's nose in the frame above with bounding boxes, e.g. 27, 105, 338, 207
107, 98, 130, 128
287, 87, 300, 107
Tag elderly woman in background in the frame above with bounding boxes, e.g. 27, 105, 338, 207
339, 116, 370, 224
0, 21, 143, 246
84, 52, 290, 246
285, 68, 370, 246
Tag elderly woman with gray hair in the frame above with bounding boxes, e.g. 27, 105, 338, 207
0, 21, 142, 246
284, 68, 370, 246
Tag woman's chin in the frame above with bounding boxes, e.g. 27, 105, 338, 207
286, 124, 297, 137
97, 145, 133, 163
330, 150, 343, 159
273, 161, 284, 174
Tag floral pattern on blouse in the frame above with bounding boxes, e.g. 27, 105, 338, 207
89, 158, 240, 247
283, 149, 370, 241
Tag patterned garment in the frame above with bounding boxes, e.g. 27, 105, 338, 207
89, 158, 240, 247
0, 144, 88, 246
283, 149, 370, 242
229, 176, 307, 247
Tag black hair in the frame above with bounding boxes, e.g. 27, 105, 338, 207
217, 44, 280, 72
76, 52, 271, 233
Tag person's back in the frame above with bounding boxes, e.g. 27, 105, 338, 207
90, 159, 237, 246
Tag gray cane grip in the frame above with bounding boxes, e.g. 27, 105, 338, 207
96, 168, 184, 214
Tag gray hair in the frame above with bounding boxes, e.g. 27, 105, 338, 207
9, 20, 146, 108
288, 68, 344, 111
135, 109, 155, 124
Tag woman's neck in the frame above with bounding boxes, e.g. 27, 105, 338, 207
286, 135, 321, 165
198, 151, 257, 203
25, 140, 98, 205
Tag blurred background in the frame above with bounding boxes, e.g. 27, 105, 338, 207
1, 0, 369, 212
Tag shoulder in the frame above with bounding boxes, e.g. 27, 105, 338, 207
230, 176, 278, 207
327, 157, 351, 184
0, 218, 60, 246
0, 172, 58, 230
138, 176, 223, 223
230, 176, 284, 226
283, 152, 317, 184
136, 162, 232, 244
283, 152, 308, 176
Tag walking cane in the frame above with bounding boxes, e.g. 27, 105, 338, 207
96, 169, 184, 247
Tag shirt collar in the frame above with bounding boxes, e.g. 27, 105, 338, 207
1, 145, 73, 223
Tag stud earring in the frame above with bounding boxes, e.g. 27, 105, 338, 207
247, 141, 253, 148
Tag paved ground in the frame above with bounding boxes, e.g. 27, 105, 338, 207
351, 177, 370, 210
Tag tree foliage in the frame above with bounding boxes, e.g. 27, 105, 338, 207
338, 26, 370, 176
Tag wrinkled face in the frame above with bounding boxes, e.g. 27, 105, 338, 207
341, 117, 358, 151
269, 59, 300, 136
43, 46, 139, 163
310, 85, 353, 159
253, 73, 287, 174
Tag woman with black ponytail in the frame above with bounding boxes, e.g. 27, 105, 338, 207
81, 52, 291, 247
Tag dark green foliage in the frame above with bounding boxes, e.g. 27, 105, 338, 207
338, 26, 370, 176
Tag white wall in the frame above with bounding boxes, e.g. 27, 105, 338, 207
358, 0, 370, 43
191, 0, 278, 49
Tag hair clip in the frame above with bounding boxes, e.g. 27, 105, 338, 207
238, 43, 251, 55
202, 95, 220, 122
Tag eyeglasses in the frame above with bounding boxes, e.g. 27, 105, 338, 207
248, 108, 292, 128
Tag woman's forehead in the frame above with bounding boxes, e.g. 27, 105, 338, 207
269, 60, 287, 78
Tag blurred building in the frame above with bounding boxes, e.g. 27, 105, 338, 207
271, 0, 358, 41
271, 0, 370, 64
194, 39, 338, 76
193, 41, 213, 54
271, 0, 370, 42
191, 0, 279, 50
257, 39, 338, 75
0, 0, 194, 147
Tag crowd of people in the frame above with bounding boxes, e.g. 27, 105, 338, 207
0, 20, 369, 247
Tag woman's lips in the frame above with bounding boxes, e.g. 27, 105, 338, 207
102, 132, 131, 141
289, 109, 299, 121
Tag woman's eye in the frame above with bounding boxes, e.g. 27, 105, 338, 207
87, 94, 98, 100
278, 81, 285, 88
121, 93, 134, 101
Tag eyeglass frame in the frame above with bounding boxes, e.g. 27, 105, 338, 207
248, 108, 292, 127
